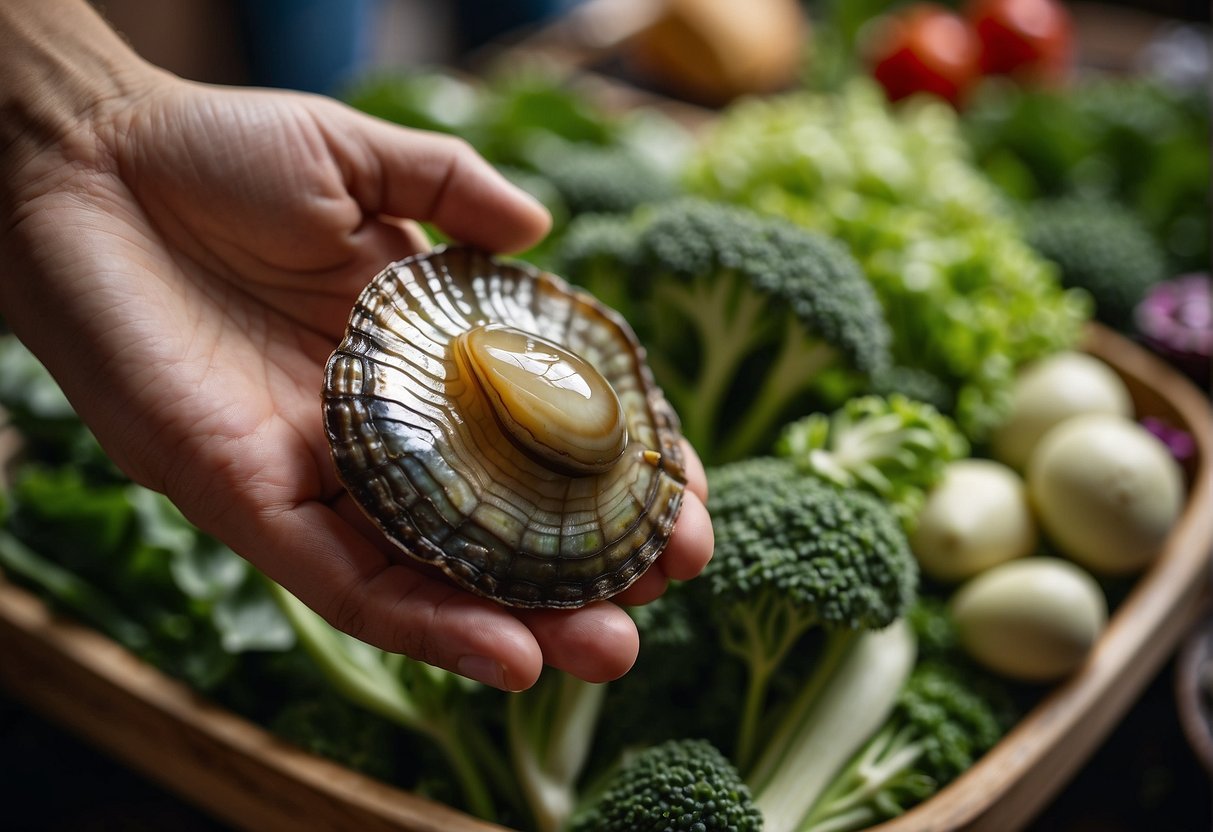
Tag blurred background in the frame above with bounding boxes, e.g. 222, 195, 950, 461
93, 0, 1209, 94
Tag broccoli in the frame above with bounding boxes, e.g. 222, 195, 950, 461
268, 583, 515, 822
1025, 196, 1167, 331
963, 74, 1210, 273
507, 670, 607, 832
539, 142, 678, 218
703, 457, 917, 772
799, 663, 1003, 832
269, 690, 398, 781
868, 364, 954, 415
598, 585, 746, 767
776, 394, 969, 532
557, 199, 892, 464
753, 619, 917, 832
570, 738, 764, 832
685, 82, 1091, 440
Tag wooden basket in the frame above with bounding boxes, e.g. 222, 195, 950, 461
1, 323, 1210, 832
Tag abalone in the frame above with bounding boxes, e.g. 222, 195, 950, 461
323, 246, 687, 608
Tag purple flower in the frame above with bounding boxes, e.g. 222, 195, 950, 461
1134, 273, 1212, 386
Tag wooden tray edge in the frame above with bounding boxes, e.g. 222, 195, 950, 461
0, 582, 504, 832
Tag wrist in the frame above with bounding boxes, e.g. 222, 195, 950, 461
0, 0, 161, 170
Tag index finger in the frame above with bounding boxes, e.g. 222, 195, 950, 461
347, 110, 552, 252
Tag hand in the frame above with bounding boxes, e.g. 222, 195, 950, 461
0, 37, 713, 690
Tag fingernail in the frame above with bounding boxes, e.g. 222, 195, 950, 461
457, 655, 508, 690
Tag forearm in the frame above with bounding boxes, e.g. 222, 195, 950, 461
0, 0, 155, 170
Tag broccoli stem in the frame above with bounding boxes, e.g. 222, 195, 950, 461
268, 582, 505, 821
799, 723, 927, 832
718, 319, 838, 462
508, 671, 607, 832
752, 620, 916, 832
747, 630, 857, 789
652, 273, 767, 457
722, 596, 818, 772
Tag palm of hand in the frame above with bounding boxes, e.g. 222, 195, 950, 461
2, 80, 711, 689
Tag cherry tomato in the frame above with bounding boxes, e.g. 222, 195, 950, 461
966, 0, 1074, 83
865, 3, 981, 107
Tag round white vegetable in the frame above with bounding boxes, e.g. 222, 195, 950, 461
952, 557, 1107, 682
1028, 413, 1184, 575
910, 459, 1038, 582
991, 351, 1133, 471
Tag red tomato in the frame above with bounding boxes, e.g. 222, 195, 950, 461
865, 4, 981, 107
966, 0, 1073, 82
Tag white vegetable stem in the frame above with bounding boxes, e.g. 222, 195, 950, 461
755, 618, 917, 832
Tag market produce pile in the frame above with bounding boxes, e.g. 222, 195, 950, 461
0, 6, 1208, 830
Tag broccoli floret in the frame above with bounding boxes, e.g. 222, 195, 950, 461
269, 691, 398, 781
570, 738, 764, 832
557, 198, 892, 464
868, 365, 954, 416
704, 457, 917, 771
776, 394, 969, 532
685, 83, 1091, 440
541, 144, 677, 217
1025, 197, 1167, 331
800, 663, 1003, 832
555, 212, 644, 317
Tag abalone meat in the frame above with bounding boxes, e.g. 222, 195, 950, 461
323, 247, 687, 608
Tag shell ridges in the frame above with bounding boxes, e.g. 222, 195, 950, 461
322, 246, 687, 608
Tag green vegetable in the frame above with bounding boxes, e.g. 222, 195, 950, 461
533, 140, 677, 218
964, 75, 1211, 272
268, 583, 513, 821
558, 198, 892, 463
685, 81, 1090, 439
599, 585, 745, 763
703, 457, 917, 770
508, 670, 606, 832
800, 663, 1004, 832
1024, 196, 1167, 332
344, 68, 617, 167
0, 336, 116, 476
570, 738, 764, 832
269, 690, 399, 781
776, 394, 969, 531
0, 451, 292, 691
754, 620, 916, 832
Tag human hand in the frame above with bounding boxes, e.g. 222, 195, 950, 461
0, 31, 713, 690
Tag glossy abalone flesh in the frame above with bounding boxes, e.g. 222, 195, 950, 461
323, 247, 687, 608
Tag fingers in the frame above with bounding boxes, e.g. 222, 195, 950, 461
252, 442, 709, 693
660, 489, 714, 581
259, 496, 651, 689
592, 441, 713, 606
681, 439, 709, 503
256, 502, 545, 691
516, 604, 640, 683
341, 108, 551, 253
